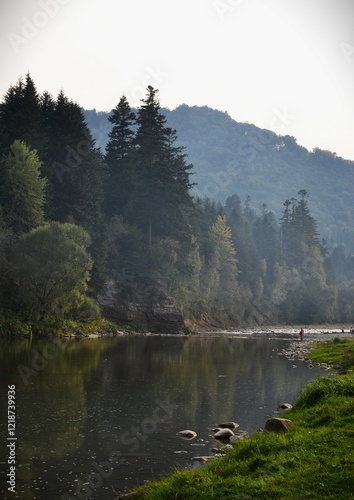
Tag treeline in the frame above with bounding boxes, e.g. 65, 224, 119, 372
0, 74, 353, 333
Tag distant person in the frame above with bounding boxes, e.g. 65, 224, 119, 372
299, 327, 304, 341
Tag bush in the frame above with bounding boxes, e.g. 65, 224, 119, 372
72, 296, 101, 322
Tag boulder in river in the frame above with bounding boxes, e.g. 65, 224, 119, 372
213, 428, 235, 439
217, 421, 240, 430
177, 429, 197, 440
278, 403, 293, 410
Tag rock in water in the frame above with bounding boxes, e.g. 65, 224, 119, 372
192, 456, 216, 462
177, 429, 197, 439
217, 421, 240, 430
213, 428, 235, 439
278, 403, 293, 410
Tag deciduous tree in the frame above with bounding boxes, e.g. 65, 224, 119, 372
10, 222, 93, 320
0, 140, 47, 233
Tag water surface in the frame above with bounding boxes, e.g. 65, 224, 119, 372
0, 334, 325, 499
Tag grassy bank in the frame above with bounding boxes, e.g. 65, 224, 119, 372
0, 315, 122, 337
119, 338, 354, 500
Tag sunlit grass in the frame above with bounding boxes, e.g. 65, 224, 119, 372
309, 337, 354, 371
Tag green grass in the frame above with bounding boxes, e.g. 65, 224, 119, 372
309, 337, 354, 372
119, 341, 354, 500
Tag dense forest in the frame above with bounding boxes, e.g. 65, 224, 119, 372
0, 74, 354, 334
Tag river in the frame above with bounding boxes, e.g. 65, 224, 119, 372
0, 333, 326, 499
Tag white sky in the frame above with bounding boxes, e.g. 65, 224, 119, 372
1, 0, 354, 160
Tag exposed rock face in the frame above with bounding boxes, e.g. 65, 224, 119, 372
98, 279, 187, 334
264, 417, 294, 433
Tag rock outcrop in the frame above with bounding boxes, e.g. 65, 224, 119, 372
98, 279, 187, 334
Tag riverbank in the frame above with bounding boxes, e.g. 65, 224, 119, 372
0, 316, 128, 337
116, 337, 354, 499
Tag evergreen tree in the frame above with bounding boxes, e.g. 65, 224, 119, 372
0, 140, 47, 233
254, 204, 281, 280
0, 73, 46, 158
44, 91, 105, 238
131, 86, 194, 246
295, 190, 320, 248
280, 191, 320, 268
203, 215, 239, 321
227, 198, 265, 293
105, 95, 136, 219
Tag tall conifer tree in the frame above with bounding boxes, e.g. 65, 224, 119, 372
105, 95, 136, 219
0, 73, 46, 158
131, 86, 194, 246
44, 91, 105, 238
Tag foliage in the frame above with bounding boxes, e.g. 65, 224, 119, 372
0, 75, 353, 331
0, 140, 47, 233
42, 90, 105, 238
0, 73, 47, 157
126, 86, 195, 246
202, 215, 239, 321
9, 222, 93, 321
105, 95, 136, 219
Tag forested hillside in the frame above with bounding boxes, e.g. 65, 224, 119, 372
85, 105, 354, 252
1, 74, 354, 335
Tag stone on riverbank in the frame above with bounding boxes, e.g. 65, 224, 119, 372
265, 417, 294, 433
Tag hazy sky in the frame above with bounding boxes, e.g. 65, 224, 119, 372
1, 0, 354, 160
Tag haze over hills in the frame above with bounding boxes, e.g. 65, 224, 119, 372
83, 105, 354, 252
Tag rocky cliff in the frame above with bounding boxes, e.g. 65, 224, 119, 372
98, 279, 187, 334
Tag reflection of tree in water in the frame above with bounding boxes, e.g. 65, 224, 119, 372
160, 336, 247, 426
155, 337, 304, 430
0, 338, 114, 499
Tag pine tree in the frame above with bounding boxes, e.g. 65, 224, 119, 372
131, 86, 194, 247
295, 189, 320, 248
44, 91, 105, 238
280, 191, 320, 267
0, 73, 46, 158
105, 95, 136, 219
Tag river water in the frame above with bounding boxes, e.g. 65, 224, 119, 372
0, 333, 325, 500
